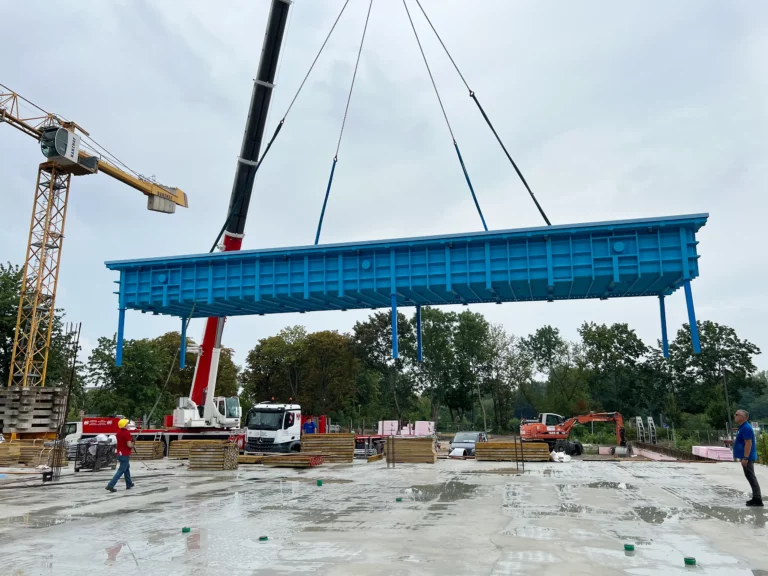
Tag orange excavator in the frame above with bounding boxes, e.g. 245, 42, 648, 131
520, 412, 626, 456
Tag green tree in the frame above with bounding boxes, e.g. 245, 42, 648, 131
578, 322, 648, 414
86, 336, 171, 420
352, 311, 416, 422
304, 331, 357, 417
669, 321, 762, 421
411, 307, 457, 422
519, 325, 587, 415
454, 311, 492, 430
0, 263, 23, 385
481, 324, 516, 432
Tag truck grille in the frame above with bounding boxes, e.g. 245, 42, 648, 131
247, 437, 274, 452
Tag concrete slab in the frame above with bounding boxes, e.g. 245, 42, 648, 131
0, 459, 766, 575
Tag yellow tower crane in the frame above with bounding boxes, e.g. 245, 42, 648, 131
0, 83, 188, 389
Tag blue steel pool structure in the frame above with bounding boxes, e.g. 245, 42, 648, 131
106, 213, 708, 365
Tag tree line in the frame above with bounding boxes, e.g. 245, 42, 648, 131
1, 262, 766, 431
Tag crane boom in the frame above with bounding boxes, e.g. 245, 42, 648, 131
0, 84, 188, 210
188, 0, 291, 410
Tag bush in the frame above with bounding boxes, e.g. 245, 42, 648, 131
758, 433, 768, 465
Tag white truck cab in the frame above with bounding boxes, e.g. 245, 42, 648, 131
244, 402, 302, 453
64, 421, 83, 445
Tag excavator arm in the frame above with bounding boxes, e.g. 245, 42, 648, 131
562, 412, 626, 446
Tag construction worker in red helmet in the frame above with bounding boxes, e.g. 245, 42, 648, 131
106, 418, 134, 493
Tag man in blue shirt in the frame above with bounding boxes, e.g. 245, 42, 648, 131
734, 409, 762, 507
303, 418, 316, 435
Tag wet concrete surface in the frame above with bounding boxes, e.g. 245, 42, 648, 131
0, 459, 766, 574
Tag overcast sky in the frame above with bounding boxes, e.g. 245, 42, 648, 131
1, 0, 766, 372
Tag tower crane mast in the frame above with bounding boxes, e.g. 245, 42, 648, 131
0, 84, 188, 389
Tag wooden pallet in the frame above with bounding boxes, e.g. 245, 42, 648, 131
367, 452, 384, 463
167, 440, 196, 460
0, 443, 21, 466
475, 441, 550, 462
188, 441, 239, 471
238, 454, 265, 465
301, 434, 355, 464
0, 387, 67, 434
262, 453, 324, 468
386, 437, 437, 464
133, 441, 164, 460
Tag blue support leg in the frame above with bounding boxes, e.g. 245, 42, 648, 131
180, 317, 188, 369
683, 280, 701, 354
116, 308, 125, 367
416, 305, 423, 363
659, 295, 669, 359
391, 293, 399, 359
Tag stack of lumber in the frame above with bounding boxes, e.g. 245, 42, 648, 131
0, 386, 67, 435
367, 452, 384, 463
475, 441, 550, 462
167, 440, 195, 460
238, 453, 265, 465
301, 434, 355, 463
15, 440, 46, 464
188, 441, 239, 471
0, 443, 20, 466
262, 453, 323, 468
132, 441, 164, 460
386, 437, 437, 464
22, 444, 68, 467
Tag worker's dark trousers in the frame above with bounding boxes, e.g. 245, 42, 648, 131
743, 461, 762, 500
108, 456, 133, 489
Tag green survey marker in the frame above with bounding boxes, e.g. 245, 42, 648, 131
259, 536, 268, 542
624, 544, 635, 552
182, 527, 191, 534
684, 557, 696, 566
396, 497, 403, 502
317, 479, 323, 486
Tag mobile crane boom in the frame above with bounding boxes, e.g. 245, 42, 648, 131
185, 0, 291, 420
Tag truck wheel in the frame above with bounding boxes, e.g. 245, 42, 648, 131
554, 440, 568, 453
290, 442, 301, 452
570, 442, 583, 456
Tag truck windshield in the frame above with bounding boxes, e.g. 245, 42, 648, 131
246, 410, 284, 430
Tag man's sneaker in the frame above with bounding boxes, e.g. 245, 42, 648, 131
746, 498, 764, 507
126, 483, 135, 490
105, 486, 117, 493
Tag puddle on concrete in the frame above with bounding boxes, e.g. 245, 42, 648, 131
694, 504, 768, 527
586, 481, 636, 490
409, 480, 478, 503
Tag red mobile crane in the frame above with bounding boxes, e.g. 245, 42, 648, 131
520, 412, 626, 456
65, 0, 293, 451
175, 0, 292, 432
